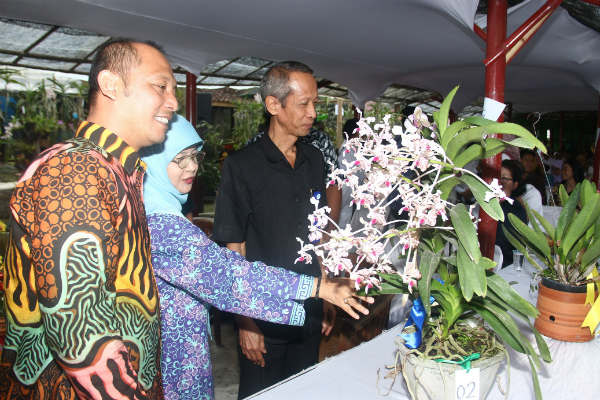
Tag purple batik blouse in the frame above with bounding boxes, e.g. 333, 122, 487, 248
147, 213, 314, 400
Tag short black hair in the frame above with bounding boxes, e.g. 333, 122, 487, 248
502, 159, 525, 197
88, 38, 165, 106
260, 61, 313, 108
563, 159, 585, 183
520, 148, 537, 159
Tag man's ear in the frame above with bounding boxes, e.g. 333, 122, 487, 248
265, 95, 281, 116
96, 70, 122, 101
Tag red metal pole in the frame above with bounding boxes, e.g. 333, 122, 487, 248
593, 97, 600, 188
474, 24, 487, 41
185, 72, 197, 126
484, 0, 562, 67
478, 0, 507, 260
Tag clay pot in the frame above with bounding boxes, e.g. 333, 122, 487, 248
534, 277, 596, 342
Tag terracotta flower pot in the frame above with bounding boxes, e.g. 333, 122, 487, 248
534, 277, 596, 342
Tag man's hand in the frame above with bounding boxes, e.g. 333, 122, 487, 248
236, 316, 266, 367
321, 301, 336, 336
317, 277, 374, 319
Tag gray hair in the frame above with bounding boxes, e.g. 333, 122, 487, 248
260, 61, 314, 108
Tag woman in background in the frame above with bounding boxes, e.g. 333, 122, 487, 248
496, 160, 528, 267
560, 158, 584, 195
520, 149, 547, 204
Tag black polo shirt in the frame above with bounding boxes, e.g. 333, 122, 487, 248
213, 133, 327, 340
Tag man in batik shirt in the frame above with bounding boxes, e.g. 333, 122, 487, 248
0, 39, 178, 399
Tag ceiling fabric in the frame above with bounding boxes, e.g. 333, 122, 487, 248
1, 0, 598, 112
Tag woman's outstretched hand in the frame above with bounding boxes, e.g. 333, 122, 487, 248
315, 277, 375, 319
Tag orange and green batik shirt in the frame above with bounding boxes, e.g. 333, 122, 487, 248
0, 121, 162, 399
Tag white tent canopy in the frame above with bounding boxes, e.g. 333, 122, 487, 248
2, 0, 599, 112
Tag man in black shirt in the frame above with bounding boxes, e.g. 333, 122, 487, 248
213, 61, 331, 398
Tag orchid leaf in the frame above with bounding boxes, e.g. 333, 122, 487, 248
482, 138, 506, 158
558, 184, 569, 208
462, 116, 494, 126
417, 249, 441, 317
523, 201, 543, 235
556, 184, 580, 242
528, 356, 543, 400
431, 280, 463, 331
446, 122, 546, 160
530, 208, 555, 240
479, 257, 496, 271
507, 213, 551, 259
472, 299, 541, 369
581, 179, 594, 206
450, 203, 481, 263
456, 244, 476, 301
585, 218, 595, 243
561, 194, 600, 256
581, 238, 600, 270
459, 174, 504, 221
531, 325, 552, 363
468, 301, 525, 353
484, 289, 532, 324
501, 137, 538, 149
437, 231, 458, 251
502, 224, 549, 269
453, 139, 505, 168
453, 143, 485, 168
379, 272, 406, 287
377, 282, 409, 295
445, 125, 489, 160
487, 273, 538, 318
457, 242, 487, 301
434, 85, 459, 140
441, 254, 457, 267
502, 224, 530, 255
438, 175, 460, 201
566, 238, 585, 264
440, 119, 469, 149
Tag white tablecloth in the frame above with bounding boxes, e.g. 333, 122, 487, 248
251, 262, 600, 399
541, 206, 562, 227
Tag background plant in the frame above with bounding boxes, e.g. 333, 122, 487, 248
506, 179, 600, 286
363, 101, 402, 127
314, 98, 354, 143
196, 120, 225, 196
0, 68, 21, 129
231, 99, 264, 150
0, 74, 89, 168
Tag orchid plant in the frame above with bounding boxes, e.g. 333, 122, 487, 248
297, 87, 551, 399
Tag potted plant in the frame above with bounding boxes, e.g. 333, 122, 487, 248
296, 87, 551, 399
505, 180, 600, 342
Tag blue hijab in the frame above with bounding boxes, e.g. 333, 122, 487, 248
141, 114, 203, 216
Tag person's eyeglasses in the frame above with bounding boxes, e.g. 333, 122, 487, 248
172, 151, 205, 169
500, 176, 513, 182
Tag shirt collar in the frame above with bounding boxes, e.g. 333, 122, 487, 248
75, 121, 145, 175
259, 133, 306, 167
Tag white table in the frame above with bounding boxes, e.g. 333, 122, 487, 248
541, 205, 561, 227
251, 262, 600, 399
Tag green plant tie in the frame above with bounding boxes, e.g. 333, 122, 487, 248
434, 353, 480, 372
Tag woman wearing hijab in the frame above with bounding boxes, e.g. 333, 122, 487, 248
141, 114, 371, 400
